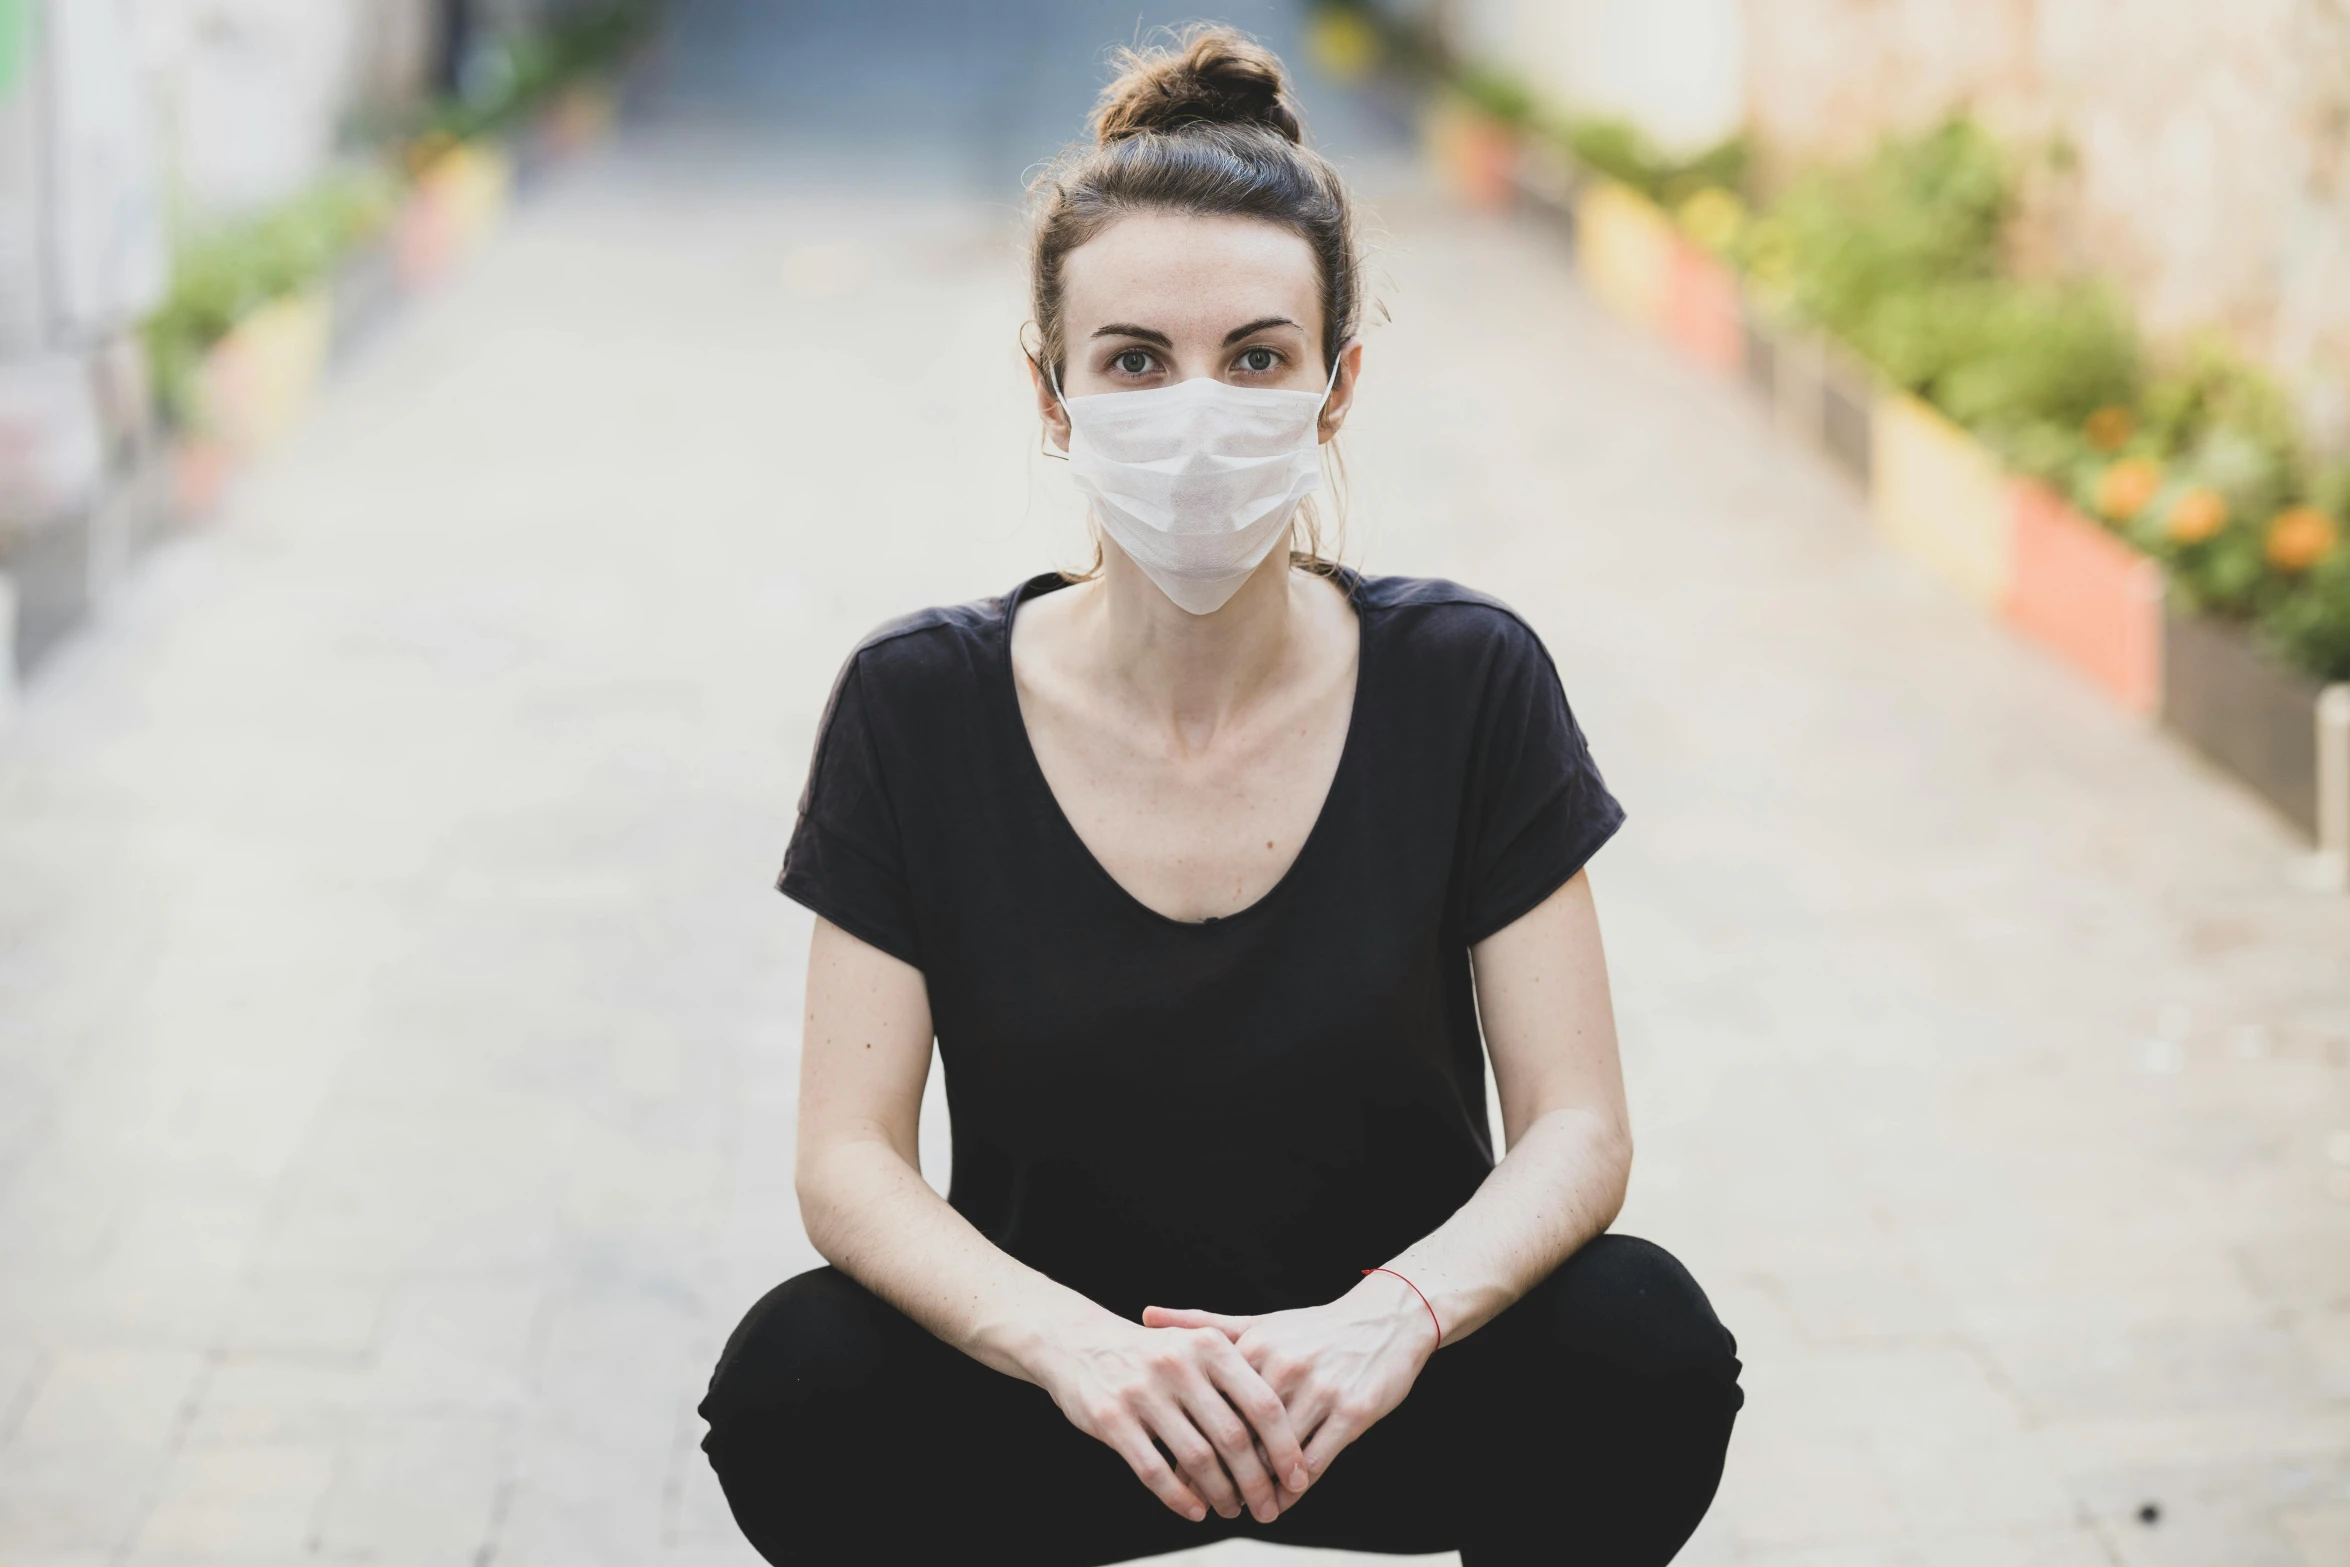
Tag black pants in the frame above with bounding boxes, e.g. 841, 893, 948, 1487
700, 1235, 1742, 1565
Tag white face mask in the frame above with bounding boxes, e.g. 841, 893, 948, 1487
1050, 361, 1339, 616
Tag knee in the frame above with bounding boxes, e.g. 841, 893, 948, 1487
699, 1265, 898, 1436
1526, 1234, 1742, 1394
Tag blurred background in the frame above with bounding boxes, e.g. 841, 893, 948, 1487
2, 2, 2348, 1564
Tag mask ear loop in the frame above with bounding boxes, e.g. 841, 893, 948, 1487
1031, 353, 1071, 462
1312, 344, 1352, 436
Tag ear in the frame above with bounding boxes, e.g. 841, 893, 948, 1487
1026, 349, 1071, 454
1317, 339, 1366, 443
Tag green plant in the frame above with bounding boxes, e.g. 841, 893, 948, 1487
1752, 119, 2008, 333
1452, 63, 1536, 127
2260, 546, 2350, 680
1557, 115, 1747, 209
1934, 282, 2140, 443
144, 168, 397, 422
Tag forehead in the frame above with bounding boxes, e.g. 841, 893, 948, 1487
1058, 211, 1321, 334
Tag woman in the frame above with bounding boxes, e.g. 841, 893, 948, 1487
700, 28, 1741, 1565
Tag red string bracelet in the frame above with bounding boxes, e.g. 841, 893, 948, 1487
1363, 1267, 1443, 1345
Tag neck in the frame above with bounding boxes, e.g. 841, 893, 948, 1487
1084, 537, 1300, 745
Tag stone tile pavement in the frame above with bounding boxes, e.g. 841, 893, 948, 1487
2, 68, 2348, 1567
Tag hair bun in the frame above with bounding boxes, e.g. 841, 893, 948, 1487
1092, 27, 1305, 145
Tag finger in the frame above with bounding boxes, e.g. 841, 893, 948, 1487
1103, 1414, 1208, 1523
1144, 1397, 1246, 1521
1302, 1399, 1372, 1483
1141, 1305, 1255, 1338
1202, 1342, 1309, 1494
1250, 1431, 1300, 1516
1176, 1370, 1281, 1524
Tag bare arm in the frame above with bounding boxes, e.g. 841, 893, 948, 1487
1376, 865, 1632, 1340
1147, 868, 1630, 1479
794, 916, 1309, 1523
794, 915, 1083, 1375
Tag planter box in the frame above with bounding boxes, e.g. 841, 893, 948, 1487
513, 81, 616, 192
0, 508, 90, 678
1423, 98, 1521, 212
0, 570, 15, 718
1577, 179, 1674, 331
1820, 349, 1875, 486
1665, 240, 1743, 376
83, 451, 169, 605
1511, 136, 1583, 242
1869, 393, 2012, 610
1769, 329, 1830, 447
0, 449, 173, 682
197, 290, 333, 457
2004, 482, 2164, 716
171, 437, 233, 522
2162, 608, 2339, 842
395, 176, 458, 288
2324, 688, 2350, 885
1739, 293, 1780, 406
397, 141, 514, 288
329, 238, 402, 364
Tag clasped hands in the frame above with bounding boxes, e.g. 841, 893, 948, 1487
1035, 1272, 1443, 1524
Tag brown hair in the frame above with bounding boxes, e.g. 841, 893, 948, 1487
1028, 26, 1365, 570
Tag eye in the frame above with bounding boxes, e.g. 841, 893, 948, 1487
1114, 349, 1154, 375
1238, 347, 1279, 374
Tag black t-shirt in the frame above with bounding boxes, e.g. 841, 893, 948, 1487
779, 570, 1624, 1320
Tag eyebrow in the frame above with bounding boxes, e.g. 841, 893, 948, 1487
1087, 316, 1305, 348
1090, 323, 1173, 346
1221, 315, 1302, 345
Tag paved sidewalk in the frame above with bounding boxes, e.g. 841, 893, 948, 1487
3, 29, 2349, 1567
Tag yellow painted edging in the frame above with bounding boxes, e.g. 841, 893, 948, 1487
421, 141, 515, 262
1576, 180, 1673, 331
200, 289, 334, 455
1869, 392, 2013, 610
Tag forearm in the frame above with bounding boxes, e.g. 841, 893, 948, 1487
1373, 1103, 1631, 1345
799, 1135, 1122, 1382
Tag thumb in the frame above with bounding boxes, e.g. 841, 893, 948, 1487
1141, 1305, 1255, 1338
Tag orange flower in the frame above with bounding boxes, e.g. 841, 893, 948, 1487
2166, 486, 2229, 544
2084, 405, 2135, 453
2265, 506, 2341, 572
2096, 458, 2163, 521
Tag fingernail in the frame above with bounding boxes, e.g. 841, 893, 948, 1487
1290, 1465, 1308, 1489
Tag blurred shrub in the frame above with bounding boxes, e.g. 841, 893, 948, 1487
2261, 551, 2350, 680
2260, 468, 2350, 680
1559, 115, 1748, 210
1423, 64, 2350, 679
1451, 63, 1537, 128
144, 170, 397, 423
1744, 120, 2005, 317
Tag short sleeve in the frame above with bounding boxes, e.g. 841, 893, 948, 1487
777, 651, 923, 969
1459, 618, 1625, 945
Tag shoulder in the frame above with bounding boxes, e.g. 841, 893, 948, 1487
832, 580, 1026, 704
1352, 572, 1558, 679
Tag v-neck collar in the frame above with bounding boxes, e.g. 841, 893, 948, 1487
994, 569, 1370, 931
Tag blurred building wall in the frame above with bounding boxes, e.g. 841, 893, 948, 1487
1451, 0, 1745, 153
1743, 0, 2350, 445
0, 0, 169, 354
142, 0, 366, 222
